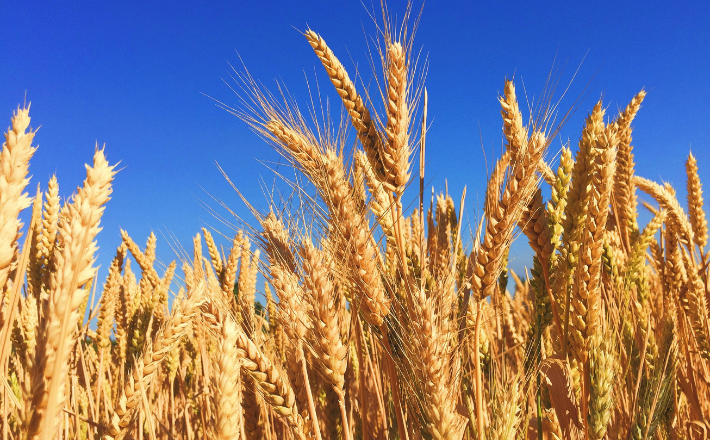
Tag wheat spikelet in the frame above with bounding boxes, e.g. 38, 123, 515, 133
686, 152, 707, 249
28, 148, 116, 440
0, 105, 37, 291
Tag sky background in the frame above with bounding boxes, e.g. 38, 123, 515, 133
2, 0, 709, 300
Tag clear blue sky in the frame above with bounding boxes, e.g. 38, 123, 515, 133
2, 1, 709, 290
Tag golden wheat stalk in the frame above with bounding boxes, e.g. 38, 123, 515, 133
686, 152, 708, 250
613, 90, 646, 238
29, 148, 116, 440
0, 105, 37, 291
304, 29, 385, 181
382, 41, 411, 195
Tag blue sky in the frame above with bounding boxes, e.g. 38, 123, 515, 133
2, 1, 709, 294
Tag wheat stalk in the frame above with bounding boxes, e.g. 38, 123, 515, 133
304, 29, 385, 181
29, 148, 116, 440
0, 105, 37, 291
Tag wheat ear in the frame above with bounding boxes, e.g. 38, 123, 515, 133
500, 80, 527, 156
106, 282, 206, 440
96, 245, 126, 352
634, 175, 695, 249
121, 230, 161, 288
588, 326, 616, 439
472, 126, 547, 300
237, 237, 259, 336
568, 120, 617, 364
304, 29, 385, 179
0, 105, 37, 290
234, 325, 308, 440
265, 120, 389, 325
356, 151, 394, 233
37, 175, 60, 300
382, 41, 411, 195
220, 231, 243, 308
686, 152, 708, 249
679, 253, 710, 360
613, 90, 645, 236
29, 148, 116, 440
214, 314, 243, 440
202, 227, 224, 276
26, 190, 44, 300
555, 102, 604, 357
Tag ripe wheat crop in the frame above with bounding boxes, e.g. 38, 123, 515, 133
1, 5, 709, 440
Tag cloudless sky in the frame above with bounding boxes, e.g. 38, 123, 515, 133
1, 1, 709, 294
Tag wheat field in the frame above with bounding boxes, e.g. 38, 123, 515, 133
1, 7, 709, 440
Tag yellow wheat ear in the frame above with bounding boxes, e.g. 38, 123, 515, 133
107, 282, 206, 440
30, 147, 117, 440
686, 152, 708, 249
0, 105, 37, 290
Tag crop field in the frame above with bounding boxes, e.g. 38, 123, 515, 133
1, 2, 709, 440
